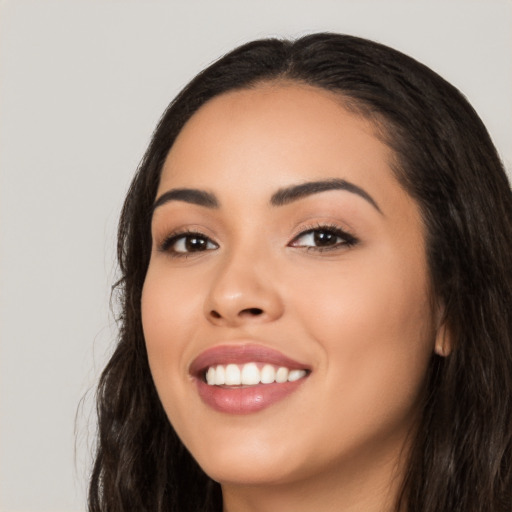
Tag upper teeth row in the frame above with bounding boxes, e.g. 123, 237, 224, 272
205, 363, 307, 386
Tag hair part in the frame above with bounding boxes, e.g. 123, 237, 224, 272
88, 33, 512, 512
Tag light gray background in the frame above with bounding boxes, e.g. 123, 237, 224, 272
1, 1, 511, 511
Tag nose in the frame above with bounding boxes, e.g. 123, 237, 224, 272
204, 249, 284, 327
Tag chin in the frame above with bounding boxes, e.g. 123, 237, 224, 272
202, 458, 304, 487
187, 433, 308, 486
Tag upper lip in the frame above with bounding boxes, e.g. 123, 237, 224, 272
189, 343, 311, 378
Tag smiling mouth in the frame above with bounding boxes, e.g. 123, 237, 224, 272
204, 362, 308, 386
190, 344, 311, 414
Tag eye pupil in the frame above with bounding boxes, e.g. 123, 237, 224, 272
185, 236, 207, 251
314, 231, 337, 246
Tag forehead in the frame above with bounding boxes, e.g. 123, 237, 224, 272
158, 82, 405, 210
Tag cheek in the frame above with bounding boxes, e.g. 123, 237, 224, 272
293, 250, 431, 338
289, 250, 435, 416
141, 263, 204, 388
140, 262, 215, 447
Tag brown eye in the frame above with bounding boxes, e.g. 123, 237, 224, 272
162, 232, 218, 255
290, 226, 357, 250
312, 230, 339, 246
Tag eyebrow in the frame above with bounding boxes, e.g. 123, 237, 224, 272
152, 178, 381, 214
270, 179, 382, 213
152, 188, 219, 212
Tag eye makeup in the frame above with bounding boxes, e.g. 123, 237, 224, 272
157, 221, 359, 260
158, 229, 219, 257
288, 222, 359, 252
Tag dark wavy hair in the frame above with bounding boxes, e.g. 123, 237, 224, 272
88, 33, 512, 512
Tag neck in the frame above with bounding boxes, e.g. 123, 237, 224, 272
221, 435, 410, 512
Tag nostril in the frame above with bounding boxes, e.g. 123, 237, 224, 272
240, 307, 264, 316
209, 308, 263, 320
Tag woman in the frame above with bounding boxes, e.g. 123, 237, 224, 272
88, 33, 512, 511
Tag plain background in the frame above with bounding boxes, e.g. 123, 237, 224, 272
1, 1, 511, 511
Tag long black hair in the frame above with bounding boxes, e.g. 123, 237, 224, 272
88, 33, 512, 511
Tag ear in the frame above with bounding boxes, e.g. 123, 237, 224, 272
434, 307, 452, 357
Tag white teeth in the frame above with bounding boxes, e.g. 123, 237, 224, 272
225, 364, 241, 385
214, 365, 225, 385
241, 362, 260, 385
288, 369, 307, 382
275, 367, 289, 383
260, 364, 276, 384
205, 362, 308, 386
206, 367, 216, 385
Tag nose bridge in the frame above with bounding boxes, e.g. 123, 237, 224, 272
204, 238, 283, 325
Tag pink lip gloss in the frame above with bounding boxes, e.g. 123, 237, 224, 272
190, 344, 311, 414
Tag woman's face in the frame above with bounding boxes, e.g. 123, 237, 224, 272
142, 83, 442, 488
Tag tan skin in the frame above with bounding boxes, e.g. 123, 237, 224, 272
142, 83, 449, 512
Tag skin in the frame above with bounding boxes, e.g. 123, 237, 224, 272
142, 82, 448, 512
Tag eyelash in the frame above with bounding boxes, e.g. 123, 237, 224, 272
158, 224, 358, 258
290, 223, 358, 252
159, 229, 218, 257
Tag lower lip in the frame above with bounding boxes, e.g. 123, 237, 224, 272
195, 378, 307, 414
